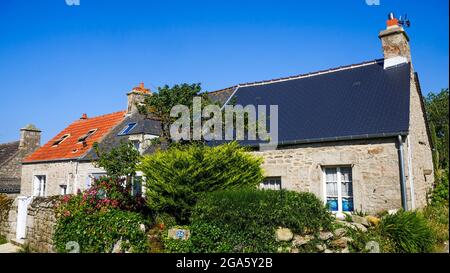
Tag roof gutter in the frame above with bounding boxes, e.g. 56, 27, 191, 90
238, 131, 409, 149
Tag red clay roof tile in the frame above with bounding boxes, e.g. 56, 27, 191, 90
23, 111, 126, 163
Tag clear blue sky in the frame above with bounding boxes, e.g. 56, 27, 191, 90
0, 0, 448, 144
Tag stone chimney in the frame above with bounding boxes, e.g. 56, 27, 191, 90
378, 13, 411, 69
19, 124, 41, 153
127, 82, 152, 115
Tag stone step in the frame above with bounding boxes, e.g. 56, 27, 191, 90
10, 238, 25, 247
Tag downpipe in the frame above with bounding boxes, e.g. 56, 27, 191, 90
397, 135, 408, 210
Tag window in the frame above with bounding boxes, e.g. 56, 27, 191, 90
52, 134, 70, 146
78, 129, 97, 142
33, 175, 46, 197
118, 123, 137, 136
88, 173, 106, 188
132, 176, 143, 197
60, 185, 67, 195
260, 177, 282, 190
324, 167, 353, 212
131, 140, 141, 151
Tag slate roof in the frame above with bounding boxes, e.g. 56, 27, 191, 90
206, 87, 236, 105
0, 141, 21, 193
0, 141, 20, 166
24, 111, 126, 163
0, 177, 20, 193
210, 59, 411, 146
81, 112, 162, 161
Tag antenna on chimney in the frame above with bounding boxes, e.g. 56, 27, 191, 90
398, 14, 411, 28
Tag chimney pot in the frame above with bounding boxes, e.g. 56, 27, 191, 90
81, 113, 88, 120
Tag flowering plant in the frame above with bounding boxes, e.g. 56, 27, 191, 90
55, 176, 146, 219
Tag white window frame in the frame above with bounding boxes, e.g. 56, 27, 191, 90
60, 185, 68, 195
260, 177, 282, 190
33, 175, 47, 197
322, 166, 353, 213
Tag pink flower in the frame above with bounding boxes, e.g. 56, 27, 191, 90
64, 211, 71, 217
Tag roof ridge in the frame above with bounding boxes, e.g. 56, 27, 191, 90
76, 110, 126, 121
0, 140, 20, 147
238, 59, 383, 88
209, 59, 384, 92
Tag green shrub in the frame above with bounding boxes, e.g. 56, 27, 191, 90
155, 213, 177, 229
0, 234, 7, 245
423, 204, 449, 251
54, 209, 148, 253
139, 142, 264, 223
379, 210, 434, 253
431, 170, 449, 206
178, 189, 332, 253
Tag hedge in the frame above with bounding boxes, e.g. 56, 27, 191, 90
165, 189, 332, 253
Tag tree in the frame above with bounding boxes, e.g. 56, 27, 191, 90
93, 141, 141, 189
425, 88, 449, 205
138, 142, 264, 223
425, 88, 449, 170
137, 83, 213, 145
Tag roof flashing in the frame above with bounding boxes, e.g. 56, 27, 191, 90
384, 56, 409, 69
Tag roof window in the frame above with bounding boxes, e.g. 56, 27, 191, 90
52, 134, 70, 147
78, 129, 97, 143
118, 123, 137, 136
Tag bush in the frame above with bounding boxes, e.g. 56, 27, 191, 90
423, 204, 449, 251
54, 209, 148, 253
379, 210, 434, 253
139, 142, 264, 223
431, 170, 449, 206
53, 177, 150, 253
176, 189, 332, 253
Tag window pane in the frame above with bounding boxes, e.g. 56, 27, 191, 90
133, 176, 143, 196
341, 181, 353, 197
325, 168, 337, 181
327, 198, 338, 211
326, 182, 338, 196
340, 167, 352, 182
260, 177, 281, 190
342, 198, 354, 212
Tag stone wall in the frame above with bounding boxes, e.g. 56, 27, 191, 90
0, 195, 16, 241
25, 197, 59, 253
21, 161, 105, 197
251, 138, 404, 214
404, 72, 434, 209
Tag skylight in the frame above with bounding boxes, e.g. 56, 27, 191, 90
118, 123, 137, 136
52, 134, 70, 147
78, 129, 97, 142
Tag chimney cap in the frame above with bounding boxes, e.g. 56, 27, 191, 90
80, 113, 88, 120
21, 124, 41, 132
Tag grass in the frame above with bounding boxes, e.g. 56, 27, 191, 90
422, 203, 449, 252
0, 235, 7, 245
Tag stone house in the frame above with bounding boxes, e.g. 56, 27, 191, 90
208, 15, 434, 214
20, 83, 159, 198
19, 15, 433, 220
0, 125, 41, 197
